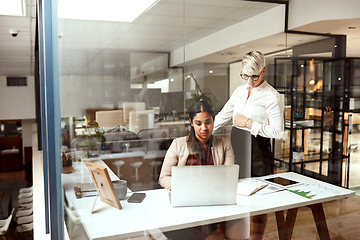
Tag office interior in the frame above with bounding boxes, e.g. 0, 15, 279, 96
1, 0, 360, 239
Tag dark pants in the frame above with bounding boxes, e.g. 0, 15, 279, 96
231, 128, 272, 239
231, 127, 273, 178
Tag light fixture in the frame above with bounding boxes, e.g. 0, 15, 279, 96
309, 79, 315, 85
218, 51, 235, 56
58, 0, 159, 22
0, 0, 26, 16
309, 59, 315, 72
209, 70, 214, 74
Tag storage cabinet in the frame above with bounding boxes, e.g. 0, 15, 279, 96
273, 57, 353, 186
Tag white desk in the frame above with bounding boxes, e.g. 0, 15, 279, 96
64, 170, 355, 240
100, 150, 167, 160
62, 159, 132, 210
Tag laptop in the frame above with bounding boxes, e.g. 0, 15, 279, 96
170, 164, 239, 207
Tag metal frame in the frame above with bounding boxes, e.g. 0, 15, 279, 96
37, 0, 64, 239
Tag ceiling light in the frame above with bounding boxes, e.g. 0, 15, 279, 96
209, 70, 214, 74
0, 0, 26, 16
348, 26, 356, 29
58, 0, 159, 22
218, 52, 235, 56
309, 79, 315, 85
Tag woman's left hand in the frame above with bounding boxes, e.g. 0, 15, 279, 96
233, 115, 246, 127
233, 115, 252, 129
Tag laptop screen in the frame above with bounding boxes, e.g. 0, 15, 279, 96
170, 165, 239, 207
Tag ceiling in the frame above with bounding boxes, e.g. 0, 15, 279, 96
0, 0, 36, 76
0, 0, 359, 77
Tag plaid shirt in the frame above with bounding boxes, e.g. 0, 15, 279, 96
186, 136, 214, 165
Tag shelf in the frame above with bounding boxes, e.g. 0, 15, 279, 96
285, 125, 322, 130
274, 57, 352, 185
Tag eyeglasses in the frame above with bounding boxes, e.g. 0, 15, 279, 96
240, 73, 260, 81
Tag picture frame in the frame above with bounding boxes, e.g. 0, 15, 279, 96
85, 161, 122, 212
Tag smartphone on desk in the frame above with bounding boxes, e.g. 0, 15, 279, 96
264, 177, 299, 186
127, 193, 146, 203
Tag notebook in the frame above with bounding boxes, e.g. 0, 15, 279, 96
170, 164, 239, 207
237, 178, 268, 196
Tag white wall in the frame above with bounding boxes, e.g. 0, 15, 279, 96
21, 119, 37, 151
288, 0, 360, 30
21, 120, 34, 147
0, 75, 36, 120
60, 75, 140, 117
229, 61, 245, 96
170, 5, 286, 66
0, 75, 37, 163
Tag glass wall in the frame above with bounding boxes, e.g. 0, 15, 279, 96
58, 1, 285, 239
348, 58, 360, 191
58, 1, 360, 239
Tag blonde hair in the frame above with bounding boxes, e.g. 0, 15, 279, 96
241, 51, 265, 75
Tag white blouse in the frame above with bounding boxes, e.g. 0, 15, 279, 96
214, 81, 285, 140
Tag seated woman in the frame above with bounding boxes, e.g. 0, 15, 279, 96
159, 100, 247, 240
159, 100, 235, 190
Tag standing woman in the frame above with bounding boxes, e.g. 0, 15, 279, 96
213, 51, 284, 239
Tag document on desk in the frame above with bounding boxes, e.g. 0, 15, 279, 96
237, 179, 268, 196
286, 183, 348, 199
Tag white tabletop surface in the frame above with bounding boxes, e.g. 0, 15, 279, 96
100, 150, 167, 160
63, 170, 355, 240
62, 159, 132, 210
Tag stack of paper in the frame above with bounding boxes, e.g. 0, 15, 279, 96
237, 179, 268, 196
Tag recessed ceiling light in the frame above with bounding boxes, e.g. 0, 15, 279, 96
209, 70, 214, 74
58, 0, 159, 22
218, 52, 235, 56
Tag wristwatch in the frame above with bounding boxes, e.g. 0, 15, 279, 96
245, 118, 250, 128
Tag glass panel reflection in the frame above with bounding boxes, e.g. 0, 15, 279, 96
57, 1, 303, 239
